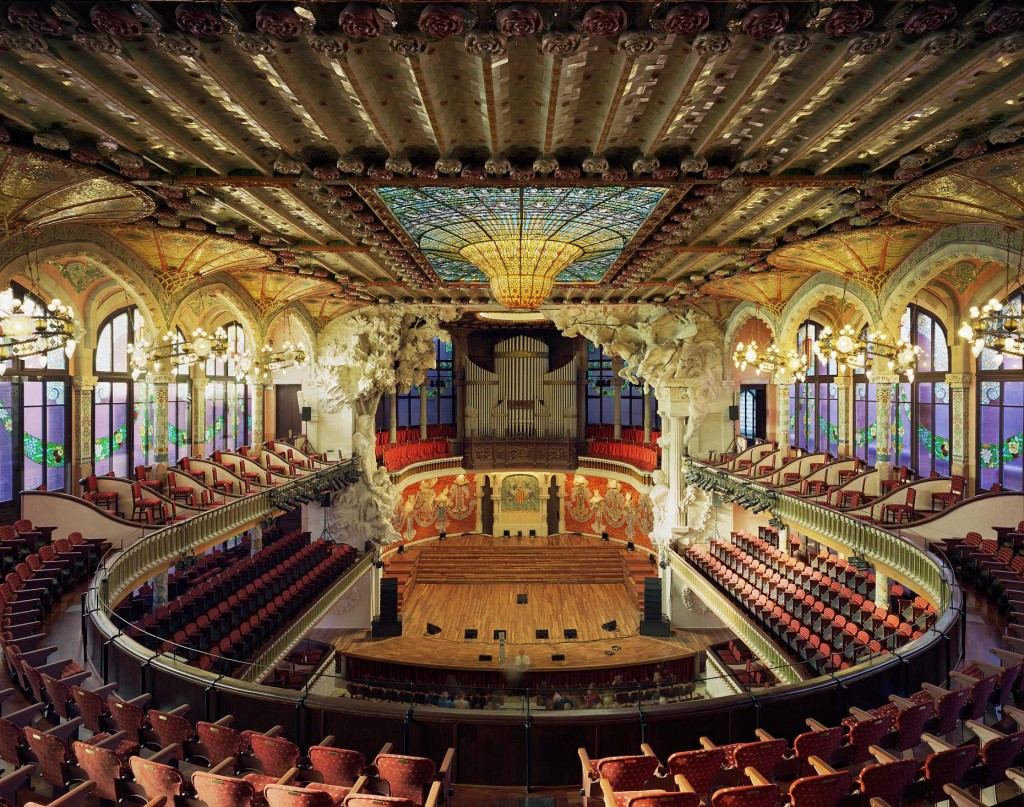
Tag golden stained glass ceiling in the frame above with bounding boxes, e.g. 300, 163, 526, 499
888, 147, 1024, 230
0, 145, 152, 231
701, 270, 815, 316
767, 225, 937, 294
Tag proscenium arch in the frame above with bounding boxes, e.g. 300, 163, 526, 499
777, 274, 877, 350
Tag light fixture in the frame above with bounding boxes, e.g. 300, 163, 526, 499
0, 249, 77, 373
958, 297, 1024, 367
460, 238, 582, 309
232, 340, 309, 385
733, 340, 808, 384
813, 324, 920, 381
128, 326, 229, 380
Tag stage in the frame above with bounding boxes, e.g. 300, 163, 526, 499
326, 535, 732, 690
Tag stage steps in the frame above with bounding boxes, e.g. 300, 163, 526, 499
414, 545, 628, 585
383, 549, 420, 608
623, 552, 658, 609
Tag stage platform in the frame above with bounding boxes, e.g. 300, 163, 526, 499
327, 535, 732, 689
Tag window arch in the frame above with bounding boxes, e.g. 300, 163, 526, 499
978, 287, 1024, 491
93, 306, 153, 476
0, 283, 70, 512
204, 322, 251, 454
791, 320, 838, 455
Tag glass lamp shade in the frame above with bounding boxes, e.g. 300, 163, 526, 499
460, 238, 583, 309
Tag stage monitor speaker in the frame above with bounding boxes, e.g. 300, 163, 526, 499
438, 531, 446, 541
503, 530, 510, 537
727, 405, 740, 421
426, 623, 442, 636
601, 620, 618, 632
644, 577, 663, 623
379, 578, 399, 623
516, 593, 528, 604
640, 618, 672, 637
535, 629, 549, 640
301, 406, 312, 422
494, 629, 507, 641
627, 541, 635, 551
551, 654, 565, 662
465, 629, 478, 640
517, 531, 523, 537
564, 628, 577, 640
601, 532, 609, 541
397, 545, 404, 554
478, 654, 492, 661
371, 618, 402, 637
529, 530, 536, 538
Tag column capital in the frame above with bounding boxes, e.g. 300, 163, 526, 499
73, 375, 98, 391
833, 373, 853, 390
870, 372, 901, 386
944, 372, 973, 388
150, 373, 174, 386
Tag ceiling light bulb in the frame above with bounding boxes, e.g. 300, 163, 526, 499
3, 313, 35, 339
745, 346, 758, 364
836, 334, 854, 354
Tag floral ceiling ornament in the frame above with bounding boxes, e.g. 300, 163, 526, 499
7, 1, 63, 37
175, 2, 223, 41
680, 154, 709, 173
990, 124, 1024, 144
824, 2, 874, 37
737, 154, 769, 174
532, 155, 559, 175
389, 30, 427, 56
418, 4, 465, 39
847, 29, 890, 54
465, 30, 507, 56
632, 155, 660, 174
72, 30, 121, 54
922, 28, 967, 54
385, 154, 413, 174
997, 31, 1024, 53
32, 130, 69, 151
155, 29, 200, 57
256, 3, 302, 41
742, 4, 790, 38
580, 3, 628, 38
618, 29, 660, 55
693, 30, 733, 56
497, 4, 544, 37
904, 0, 957, 35
338, 3, 384, 39
581, 154, 609, 174
90, 2, 143, 40
540, 30, 582, 56
986, 2, 1024, 33
771, 31, 810, 56
336, 153, 365, 174
662, 3, 710, 37
435, 155, 462, 175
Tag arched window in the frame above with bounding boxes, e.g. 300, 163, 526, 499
424, 338, 455, 426
791, 320, 838, 455
853, 326, 878, 466
586, 343, 615, 426
167, 329, 191, 464
205, 322, 251, 453
979, 287, 1024, 491
0, 283, 70, 512
93, 306, 153, 476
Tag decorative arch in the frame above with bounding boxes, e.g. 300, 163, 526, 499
723, 303, 778, 355
169, 282, 262, 343
777, 274, 877, 350
262, 304, 318, 350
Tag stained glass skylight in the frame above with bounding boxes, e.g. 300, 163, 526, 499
374, 186, 668, 283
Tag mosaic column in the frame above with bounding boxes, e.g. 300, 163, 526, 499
251, 384, 265, 448
612, 357, 624, 440
776, 384, 791, 452
873, 373, 899, 482
874, 570, 889, 610
152, 571, 168, 612
72, 368, 98, 481
250, 523, 264, 555
657, 384, 688, 538
945, 373, 973, 483
192, 369, 207, 457
151, 373, 172, 466
834, 372, 853, 457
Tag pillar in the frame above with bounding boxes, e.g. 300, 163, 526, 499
72, 364, 98, 482
873, 372, 899, 482
657, 384, 688, 540
874, 570, 889, 610
453, 331, 468, 444
419, 386, 428, 440
834, 372, 853, 458
252, 384, 265, 447
612, 356, 624, 440
250, 523, 264, 555
191, 368, 207, 458
389, 387, 398, 444
370, 556, 381, 620
776, 384, 791, 453
152, 570, 168, 611
152, 373, 171, 467
575, 338, 588, 449
945, 372, 972, 482
643, 389, 653, 443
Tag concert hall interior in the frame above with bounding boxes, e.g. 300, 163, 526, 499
2, 0, 1024, 804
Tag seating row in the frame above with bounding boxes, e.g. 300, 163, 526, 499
382, 440, 451, 471
587, 441, 659, 471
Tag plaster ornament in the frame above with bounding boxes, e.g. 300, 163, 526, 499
296, 173, 322, 193
554, 165, 582, 180
497, 4, 544, 37
737, 154, 769, 173
90, 3, 143, 41
73, 31, 122, 54
663, 3, 710, 37
693, 30, 732, 56
234, 30, 276, 56
602, 166, 628, 182
952, 138, 986, 159
541, 30, 582, 56
256, 3, 302, 41
385, 154, 414, 174
580, 3, 628, 38
33, 130, 70, 151
510, 167, 536, 181
846, 29, 890, 54
461, 165, 486, 179
618, 30, 659, 55
742, 4, 789, 38
997, 31, 1024, 53
338, 3, 385, 39
796, 223, 817, 237
0, 29, 45, 51
824, 2, 874, 37
418, 4, 465, 39
0, 125, 9, 144
389, 31, 427, 56
155, 30, 200, 57
533, 155, 559, 175
679, 154, 708, 173
307, 29, 348, 56
465, 31, 507, 56
7, 1, 63, 37
720, 176, 747, 193
582, 155, 609, 174
70, 143, 103, 165
899, 152, 930, 169
770, 31, 811, 56
435, 156, 463, 175
336, 154, 365, 174
987, 2, 1024, 33
652, 166, 679, 181
703, 165, 730, 180
175, 3, 223, 41
989, 124, 1024, 144
904, 0, 957, 35
922, 28, 967, 54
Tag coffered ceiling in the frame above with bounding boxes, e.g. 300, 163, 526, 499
1, 0, 1023, 324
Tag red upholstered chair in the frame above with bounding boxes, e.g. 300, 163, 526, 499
212, 470, 234, 496
918, 737, 978, 802
580, 748, 661, 802
107, 693, 152, 739
932, 476, 966, 511
136, 465, 162, 494
167, 472, 194, 506
148, 708, 195, 758
193, 771, 259, 807
882, 488, 916, 524
963, 722, 1024, 788
130, 753, 188, 802
787, 769, 852, 807
82, 475, 119, 513
73, 739, 135, 802
23, 781, 96, 807
706, 783, 779, 807
605, 791, 700, 807
856, 751, 919, 807
264, 785, 333, 807
131, 483, 164, 524
792, 726, 844, 773
308, 745, 366, 787
249, 733, 302, 778
664, 747, 726, 804
376, 750, 452, 807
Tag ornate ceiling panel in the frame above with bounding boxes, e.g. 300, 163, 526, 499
766, 225, 938, 294
0, 144, 152, 230
233, 270, 343, 318
888, 146, 1024, 229
700, 269, 815, 316
102, 225, 275, 296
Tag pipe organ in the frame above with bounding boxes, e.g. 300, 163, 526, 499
465, 335, 577, 438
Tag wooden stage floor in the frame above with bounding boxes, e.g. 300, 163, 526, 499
329, 535, 732, 674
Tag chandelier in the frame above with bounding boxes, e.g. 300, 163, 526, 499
958, 298, 1024, 366
0, 288, 76, 372
461, 238, 582, 309
733, 340, 809, 384
128, 326, 228, 380
232, 340, 308, 385
813, 324, 920, 381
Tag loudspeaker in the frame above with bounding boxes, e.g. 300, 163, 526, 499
563, 628, 577, 640
380, 578, 399, 623
397, 545, 404, 554
318, 493, 332, 508
535, 629, 549, 640
494, 629, 507, 640
503, 530, 510, 537
529, 530, 536, 538
301, 406, 312, 422
640, 618, 672, 637
601, 532, 609, 541
727, 405, 740, 421
551, 654, 565, 662
644, 577, 662, 623
478, 654, 492, 661
601, 620, 618, 632
439, 531, 446, 541
363, 540, 374, 553
516, 593, 528, 604
465, 629, 478, 639
371, 618, 402, 637
426, 623, 442, 635
627, 541, 635, 551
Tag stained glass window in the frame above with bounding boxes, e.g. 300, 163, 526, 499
794, 321, 838, 455
94, 307, 149, 475
375, 186, 667, 284
586, 343, 615, 426
979, 287, 1024, 491
899, 305, 950, 477
167, 330, 191, 464
205, 323, 250, 453
424, 338, 455, 427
